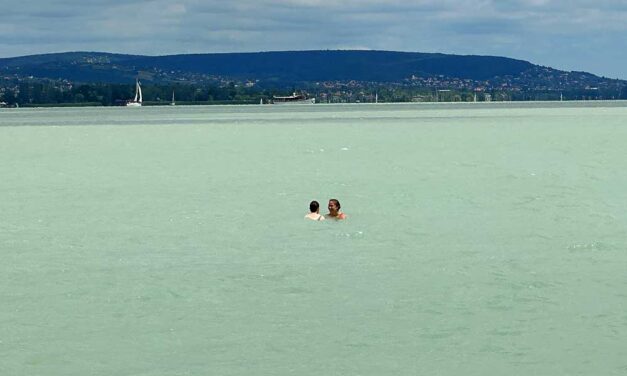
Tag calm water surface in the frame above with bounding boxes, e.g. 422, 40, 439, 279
1, 102, 627, 375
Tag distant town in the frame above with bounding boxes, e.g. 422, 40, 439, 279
1, 51, 625, 107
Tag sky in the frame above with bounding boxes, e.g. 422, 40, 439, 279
1, 0, 625, 79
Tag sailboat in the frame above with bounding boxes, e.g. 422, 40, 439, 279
126, 79, 142, 107
171, 90, 175, 106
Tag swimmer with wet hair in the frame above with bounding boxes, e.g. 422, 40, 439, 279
305, 200, 325, 221
327, 199, 347, 220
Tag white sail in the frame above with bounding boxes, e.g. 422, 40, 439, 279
126, 79, 142, 107
133, 80, 139, 102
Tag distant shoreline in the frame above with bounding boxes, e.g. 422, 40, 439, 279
3, 99, 626, 110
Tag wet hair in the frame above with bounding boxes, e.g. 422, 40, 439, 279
309, 201, 319, 212
329, 199, 341, 210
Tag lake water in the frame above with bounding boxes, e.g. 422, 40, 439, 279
1, 102, 627, 375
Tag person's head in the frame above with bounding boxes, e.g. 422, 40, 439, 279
328, 199, 341, 213
309, 201, 320, 213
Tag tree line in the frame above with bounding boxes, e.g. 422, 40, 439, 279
0, 81, 274, 106
1, 80, 625, 106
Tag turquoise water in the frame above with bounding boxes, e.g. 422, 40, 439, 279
1, 102, 627, 375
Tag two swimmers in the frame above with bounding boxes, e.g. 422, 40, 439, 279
305, 199, 347, 221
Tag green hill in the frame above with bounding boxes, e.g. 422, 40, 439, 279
1, 50, 625, 105
0, 50, 550, 83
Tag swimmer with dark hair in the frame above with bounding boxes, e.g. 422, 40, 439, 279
326, 199, 347, 220
305, 201, 325, 221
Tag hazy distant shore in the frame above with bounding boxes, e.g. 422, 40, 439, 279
3, 99, 626, 110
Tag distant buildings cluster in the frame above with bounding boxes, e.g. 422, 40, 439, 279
1, 64, 625, 106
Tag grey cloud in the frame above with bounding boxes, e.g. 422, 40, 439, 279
444, 19, 526, 36
0, 0, 625, 78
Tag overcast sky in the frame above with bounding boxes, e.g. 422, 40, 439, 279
1, 0, 625, 79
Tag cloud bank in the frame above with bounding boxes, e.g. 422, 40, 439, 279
1, 0, 625, 78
